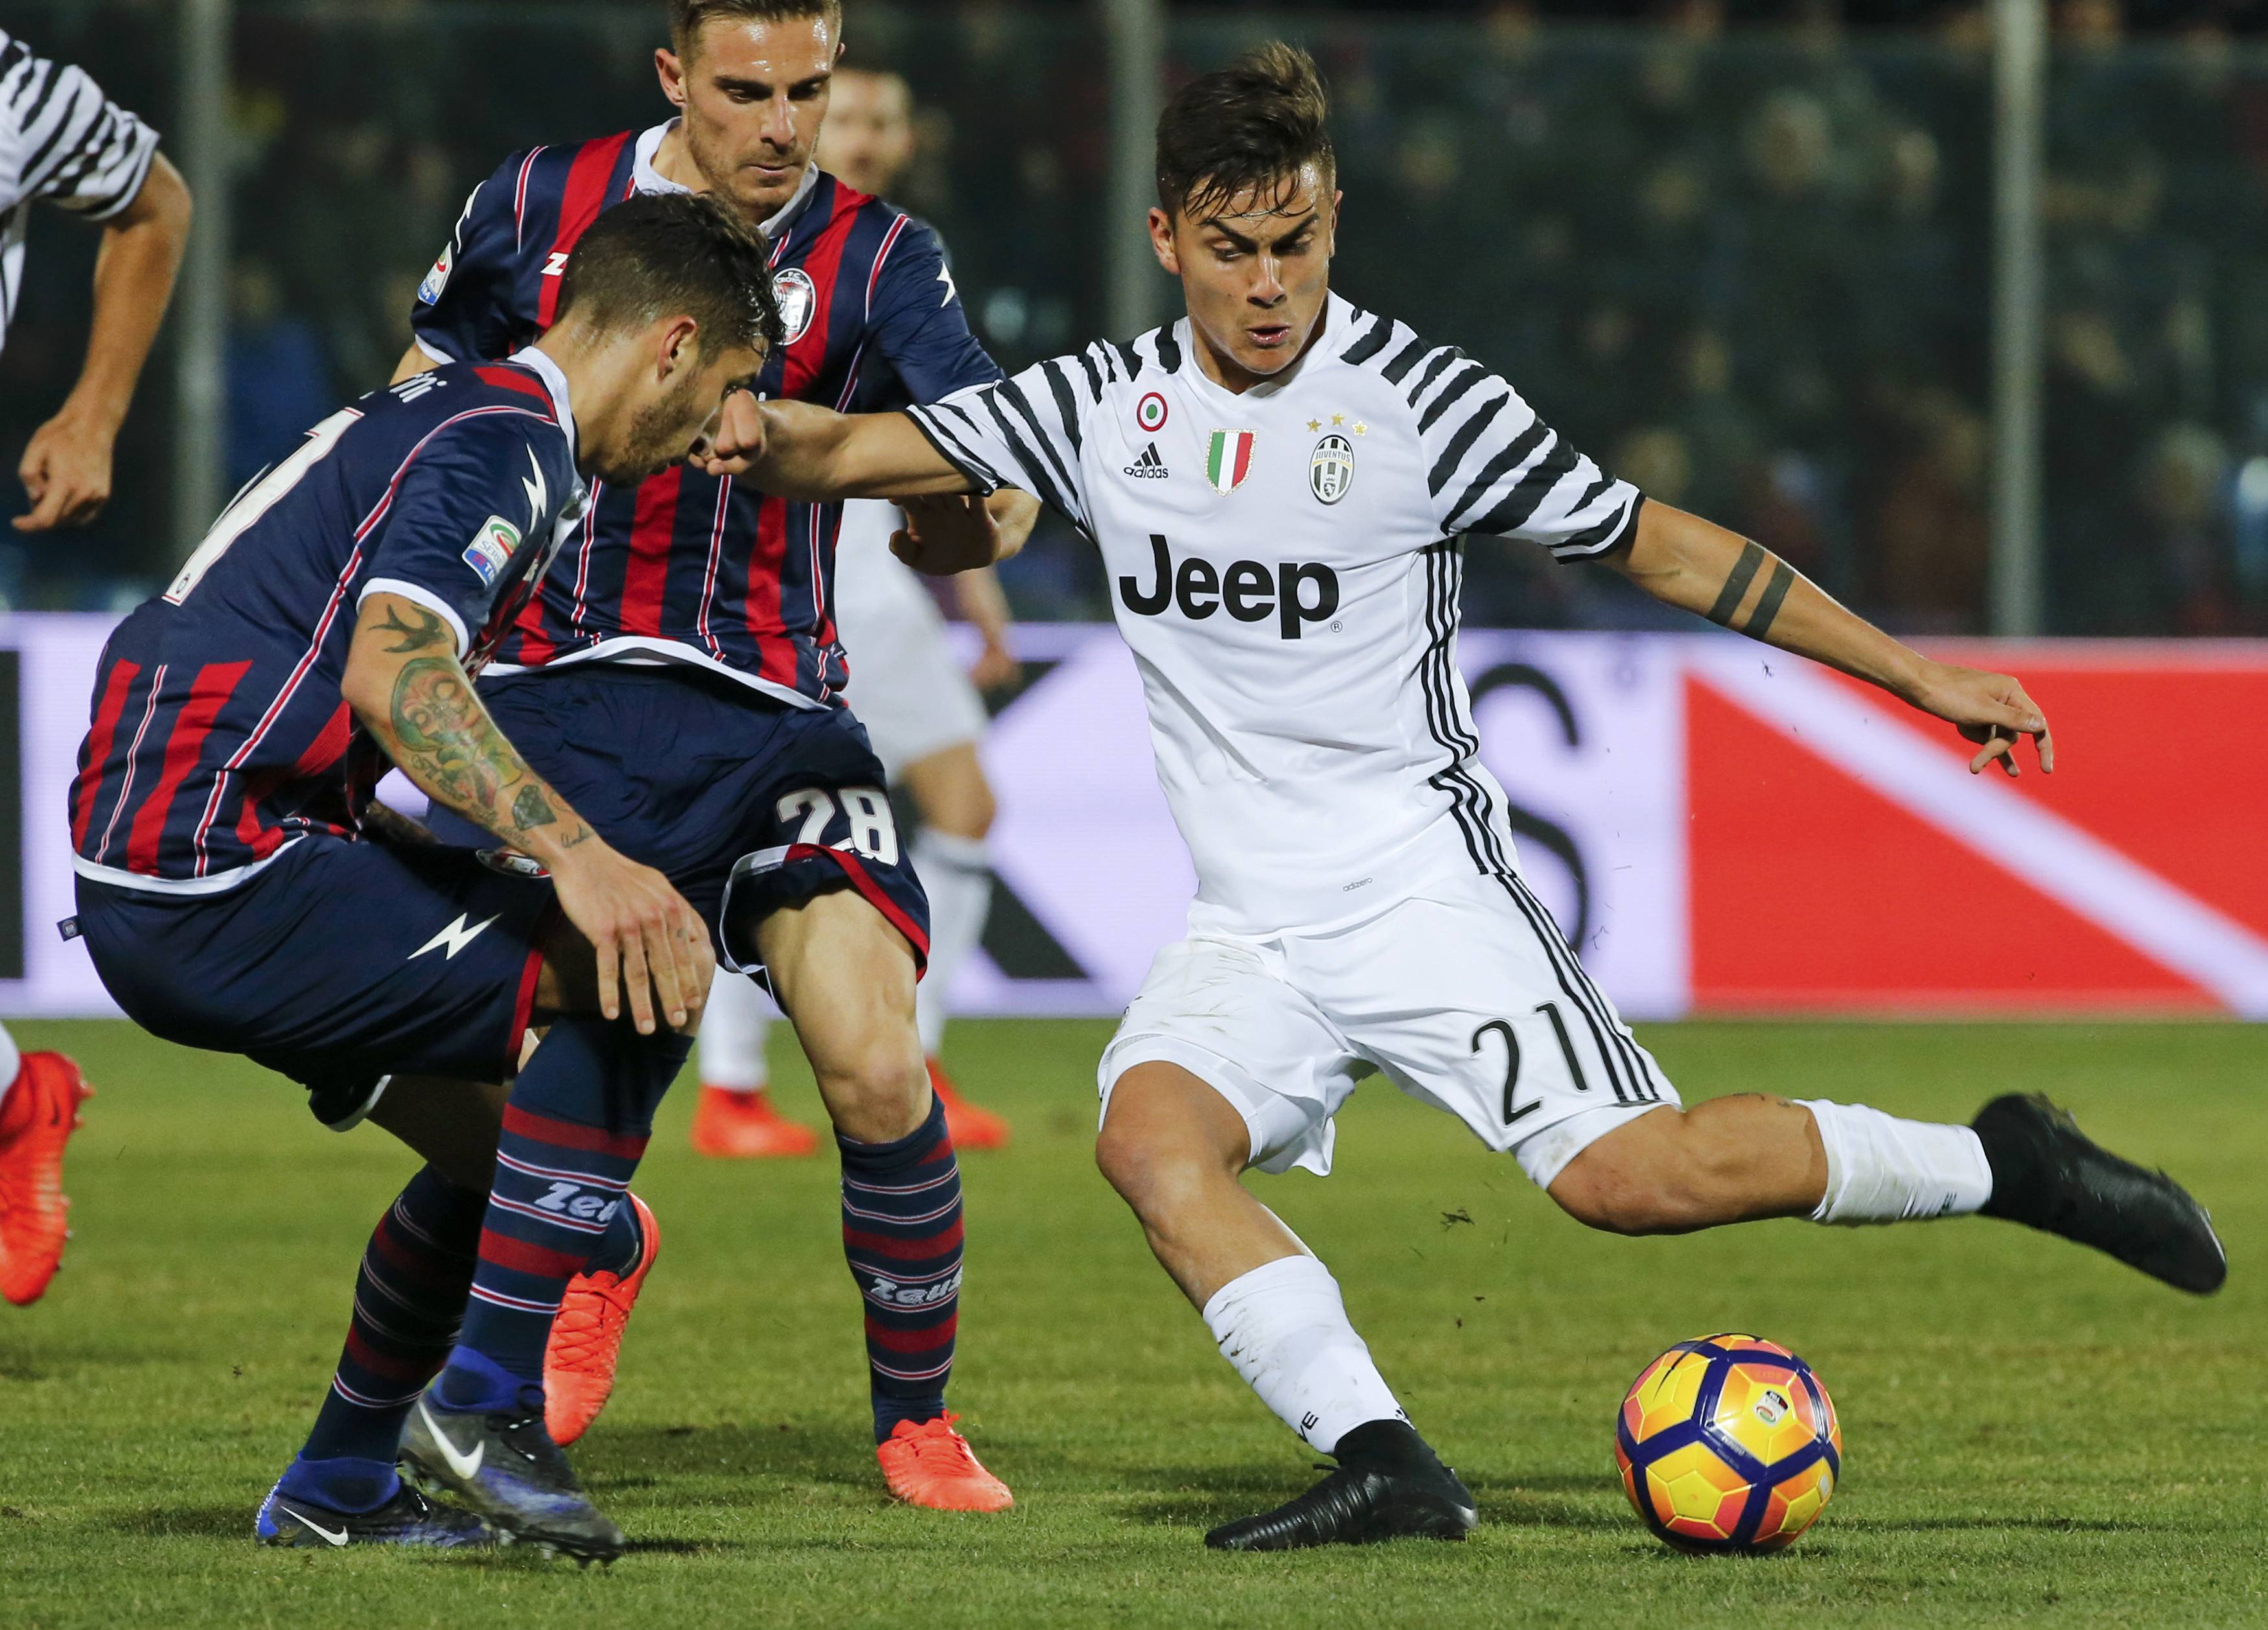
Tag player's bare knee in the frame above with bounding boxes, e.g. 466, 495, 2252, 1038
817, 1036, 929, 1143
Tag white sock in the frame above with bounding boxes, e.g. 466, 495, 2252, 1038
1801, 1100, 1993, 1225
0, 1023, 19, 1095
699, 973, 773, 1093
1201, 1255, 1408, 1454
912, 827, 991, 1059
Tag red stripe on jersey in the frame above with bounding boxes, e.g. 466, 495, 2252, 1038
536, 132, 634, 329
779, 190, 862, 402
124, 661, 253, 874
620, 467, 683, 638
475, 366, 555, 413
512, 146, 546, 249
71, 660, 141, 852
742, 483, 796, 686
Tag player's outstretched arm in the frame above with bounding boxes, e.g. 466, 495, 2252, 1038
342, 592, 715, 1033
14, 154, 192, 533
700, 397, 971, 499
1604, 502, 2054, 777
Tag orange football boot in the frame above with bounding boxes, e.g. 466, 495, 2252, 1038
927, 1059, 1010, 1150
688, 1084, 822, 1158
544, 1193, 659, 1446
0, 1053, 92, 1307
876, 1412, 1015, 1512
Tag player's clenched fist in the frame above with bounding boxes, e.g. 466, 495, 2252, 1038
548, 843, 715, 1036
691, 388, 768, 477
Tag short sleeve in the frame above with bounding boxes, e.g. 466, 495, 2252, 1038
903, 347, 1104, 535
410, 156, 533, 366
1, 41, 158, 219
359, 413, 568, 657
866, 216, 1003, 403
1411, 358, 1643, 561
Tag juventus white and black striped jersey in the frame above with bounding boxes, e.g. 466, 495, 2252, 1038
908, 291, 1643, 936
0, 29, 160, 352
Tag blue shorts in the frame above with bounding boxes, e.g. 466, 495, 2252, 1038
75, 835, 555, 1129
430, 666, 930, 979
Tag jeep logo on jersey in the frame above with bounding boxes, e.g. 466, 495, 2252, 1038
1310, 433, 1356, 505
1118, 535, 1339, 639
772, 266, 817, 345
1205, 430, 1256, 494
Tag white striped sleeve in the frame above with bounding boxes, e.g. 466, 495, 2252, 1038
0, 34, 159, 220
905, 347, 1102, 535
1409, 351, 1643, 561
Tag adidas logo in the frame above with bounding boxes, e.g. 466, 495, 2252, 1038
1124, 441, 1170, 479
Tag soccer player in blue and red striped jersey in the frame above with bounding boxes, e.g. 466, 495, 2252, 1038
70, 193, 778, 1557
391, 0, 1024, 1513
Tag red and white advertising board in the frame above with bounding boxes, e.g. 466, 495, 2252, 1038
7, 616, 2262, 1021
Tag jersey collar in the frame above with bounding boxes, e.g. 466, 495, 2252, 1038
632, 119, 820, 242
505, 343, 577, 466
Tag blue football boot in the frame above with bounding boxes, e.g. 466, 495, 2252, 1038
255, 1476, 495, 1549
399, 1383, 627, 1563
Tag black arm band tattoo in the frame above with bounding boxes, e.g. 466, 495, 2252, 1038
1706, 541, 1767, 627
1743, 560, 1796, 640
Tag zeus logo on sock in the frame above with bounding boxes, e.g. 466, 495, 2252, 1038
863, 1268, 962, 1308
532, 1180, 621, 1226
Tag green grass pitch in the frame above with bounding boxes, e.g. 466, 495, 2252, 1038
0, 1018, 2260, 1627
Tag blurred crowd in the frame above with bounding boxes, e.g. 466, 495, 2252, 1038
3, 0, 2268, 635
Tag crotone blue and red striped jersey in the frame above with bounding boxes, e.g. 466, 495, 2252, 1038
410, 122, 1001, 708
69, 353, 585, 890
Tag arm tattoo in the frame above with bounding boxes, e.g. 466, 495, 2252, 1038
511, 784, 558, 832
1706, 539, 1797, 640
386, 655, 585, 849
1744, 560, 1796, 640
375, 603, 454, 655
1705, 541, 1767, 626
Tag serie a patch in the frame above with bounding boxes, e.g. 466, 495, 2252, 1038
462, 514, 522, 587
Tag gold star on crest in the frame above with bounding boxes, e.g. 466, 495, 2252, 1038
1306, 418, 1321, 432
1330, 413, 1346, 426
1354, 421, 1368, 436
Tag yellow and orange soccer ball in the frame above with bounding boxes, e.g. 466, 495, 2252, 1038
1615, 1333, 1842, 1554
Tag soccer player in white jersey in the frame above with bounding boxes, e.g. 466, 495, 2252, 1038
710, 43, 2226, 1550
691, 65, 1015, 1158
0, 29, 191, 1307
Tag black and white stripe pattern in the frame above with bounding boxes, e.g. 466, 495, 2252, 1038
908, 331, 1173, 539
1343, 308, 1642, 563
1415, 540, 1666, 1107
1, 29, 161, 348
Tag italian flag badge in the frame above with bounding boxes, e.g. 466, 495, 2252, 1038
1205, 430, 1256, 494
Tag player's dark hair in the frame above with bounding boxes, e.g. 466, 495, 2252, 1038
1155, 41, 1335, 221
552, 192, 784, 357
669, 0, 842, 58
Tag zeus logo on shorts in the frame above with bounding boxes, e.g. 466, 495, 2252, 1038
1117, 533, 1339, 639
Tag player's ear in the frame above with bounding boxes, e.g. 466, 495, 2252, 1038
1326, 189, 1343, 254
657, 315, 700, 379
1148, 207, 1181, 277
656, 47, 687, 110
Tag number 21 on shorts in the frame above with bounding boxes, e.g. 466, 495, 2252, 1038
775, 786, 899, 865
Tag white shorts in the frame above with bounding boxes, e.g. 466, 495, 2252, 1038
833, 499, 988, 778
1098, 868, 1680, 1189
